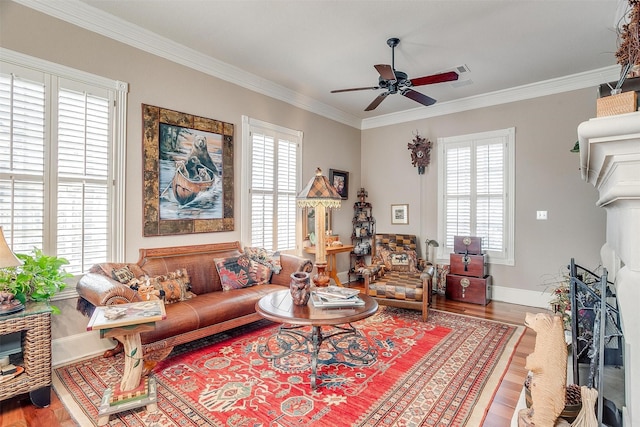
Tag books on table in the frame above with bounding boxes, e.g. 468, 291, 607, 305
314, 286, 360, 299
310, 287, 364, 308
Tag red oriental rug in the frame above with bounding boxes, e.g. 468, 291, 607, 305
53, 307, 523, 426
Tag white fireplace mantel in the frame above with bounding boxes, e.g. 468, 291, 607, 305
578, 111, 640, 426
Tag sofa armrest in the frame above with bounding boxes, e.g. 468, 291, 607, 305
77, 273, 140, 309
269, 254, 313, 286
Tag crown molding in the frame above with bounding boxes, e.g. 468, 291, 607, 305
13, 0, 362, 129
14, 0, 623, 131
361, 65, 622, 130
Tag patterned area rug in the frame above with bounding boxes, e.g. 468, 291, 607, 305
53, 307, 523, 426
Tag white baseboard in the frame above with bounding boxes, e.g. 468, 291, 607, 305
340, 270, 553, 310
491, 285, 552, 309
52, 331, 115, 367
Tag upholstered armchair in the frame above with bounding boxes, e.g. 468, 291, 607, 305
363, 233, 434, 321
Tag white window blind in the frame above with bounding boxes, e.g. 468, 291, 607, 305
437, 128, 515, 265
1, 50, 127, 281
243, 117, 301, 252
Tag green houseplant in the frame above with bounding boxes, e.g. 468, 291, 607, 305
0, 248, 72, 314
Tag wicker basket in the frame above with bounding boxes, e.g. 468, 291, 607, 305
596, 91, 638, 117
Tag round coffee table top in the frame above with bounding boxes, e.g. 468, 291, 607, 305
256, 289, 378, 326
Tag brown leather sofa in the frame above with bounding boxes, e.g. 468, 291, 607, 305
76, 241, 312, 369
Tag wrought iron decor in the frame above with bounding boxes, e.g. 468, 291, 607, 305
569, 259, 624, 427
142, 104, 234, 236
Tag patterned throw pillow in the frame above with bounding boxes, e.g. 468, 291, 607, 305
111, 266, 135, 283
389, 251, 411, 272
215, 255, 272, 291
377, 247, 392, 271
128, 268, 194, 304
379, 248, 419, 273
243, 246, 282, 275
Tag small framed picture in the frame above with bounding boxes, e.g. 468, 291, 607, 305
391, 204, 409, 225
329, 169, 349, 200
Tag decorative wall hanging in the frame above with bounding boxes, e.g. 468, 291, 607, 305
329, 169, 349, 200
142, 104, 234, 236
391, 204, 409, 225
407, 132, 432, 174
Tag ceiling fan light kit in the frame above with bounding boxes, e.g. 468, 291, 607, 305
331, 37, 459, 111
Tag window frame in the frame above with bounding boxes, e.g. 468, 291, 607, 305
1, 48, 128, 297
436, 127, 515, 266
240, 116, 302, 252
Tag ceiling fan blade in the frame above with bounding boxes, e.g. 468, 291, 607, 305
331, 86, 380, 93
374, 64, 396, 81
410, 71, 459, 87
365, 92, 390, 111
401, 88, 437, 107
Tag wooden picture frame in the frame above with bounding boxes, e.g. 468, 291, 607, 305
391, 204, 409, 225
329, 169, 349, 200
142, 104, 234, 236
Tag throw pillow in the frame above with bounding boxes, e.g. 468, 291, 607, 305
382, 249, 419, 273
377, 247, 392, 270
215, 255, 272, 291
243, 246, 282, 274
111, 265, 135, 283
389, 251, 411, 272
128, 268, 194, 304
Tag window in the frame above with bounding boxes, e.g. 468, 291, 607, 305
437, 128, 515, 265
241, 116, 302, 252
0, 49, 127, 286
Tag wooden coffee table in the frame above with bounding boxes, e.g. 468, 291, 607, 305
255, 289, 378, 389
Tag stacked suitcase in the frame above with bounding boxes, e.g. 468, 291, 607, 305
445, 236, 492, 305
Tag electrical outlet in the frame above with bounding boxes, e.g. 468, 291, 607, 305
536, 211, 548, 220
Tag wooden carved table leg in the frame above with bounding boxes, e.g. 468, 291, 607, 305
97, 325, 158, 426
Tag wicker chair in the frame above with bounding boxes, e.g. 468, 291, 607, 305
363, 233, 434, 321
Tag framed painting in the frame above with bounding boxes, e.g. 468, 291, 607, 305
142, 104, 234, 236
329, 169, 349, 200
391, 204, 409, 225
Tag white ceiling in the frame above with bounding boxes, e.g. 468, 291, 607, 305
18, 0, 626, 128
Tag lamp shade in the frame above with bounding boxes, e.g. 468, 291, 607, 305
296, 168, 342, 209
0, 227, 22, 268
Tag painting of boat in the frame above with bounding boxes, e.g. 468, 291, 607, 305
171, 160, 217, 206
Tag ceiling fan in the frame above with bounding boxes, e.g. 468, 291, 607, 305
331, 37, 459, 111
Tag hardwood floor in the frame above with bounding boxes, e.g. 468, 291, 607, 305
0, 293, 544, 427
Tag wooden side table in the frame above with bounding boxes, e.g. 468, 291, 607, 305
0, 302, 52, 407
87, 300, 166, 426
304, 244, 354, 286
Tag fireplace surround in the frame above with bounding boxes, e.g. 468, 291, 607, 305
578, 110, 640, 426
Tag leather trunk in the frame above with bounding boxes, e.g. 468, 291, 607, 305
446, 274, 492, 305
453, 236, 482, 254
449, 253, 487, 277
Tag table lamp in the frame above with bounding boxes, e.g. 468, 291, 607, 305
297, 168, 342, 286
0, 226, 24, 310
0, 227, 22, 270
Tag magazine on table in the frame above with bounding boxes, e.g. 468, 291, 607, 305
310, 291, 364, 308
313, 286, 360, 300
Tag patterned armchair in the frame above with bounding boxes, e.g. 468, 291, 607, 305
363, 234, 434, 321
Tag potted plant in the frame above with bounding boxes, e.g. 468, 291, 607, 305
0, 248, 72, 314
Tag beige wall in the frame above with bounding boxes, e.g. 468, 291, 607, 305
1, 3, 607, 343
0, 3, 361, 339
362, 89, 606, 292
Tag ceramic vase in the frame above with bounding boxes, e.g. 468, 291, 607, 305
290, 271, 311, 305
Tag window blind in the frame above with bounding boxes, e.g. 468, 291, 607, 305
245, 118, 301, 252
0, 52, 127, 279
438, 128, 515, 265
